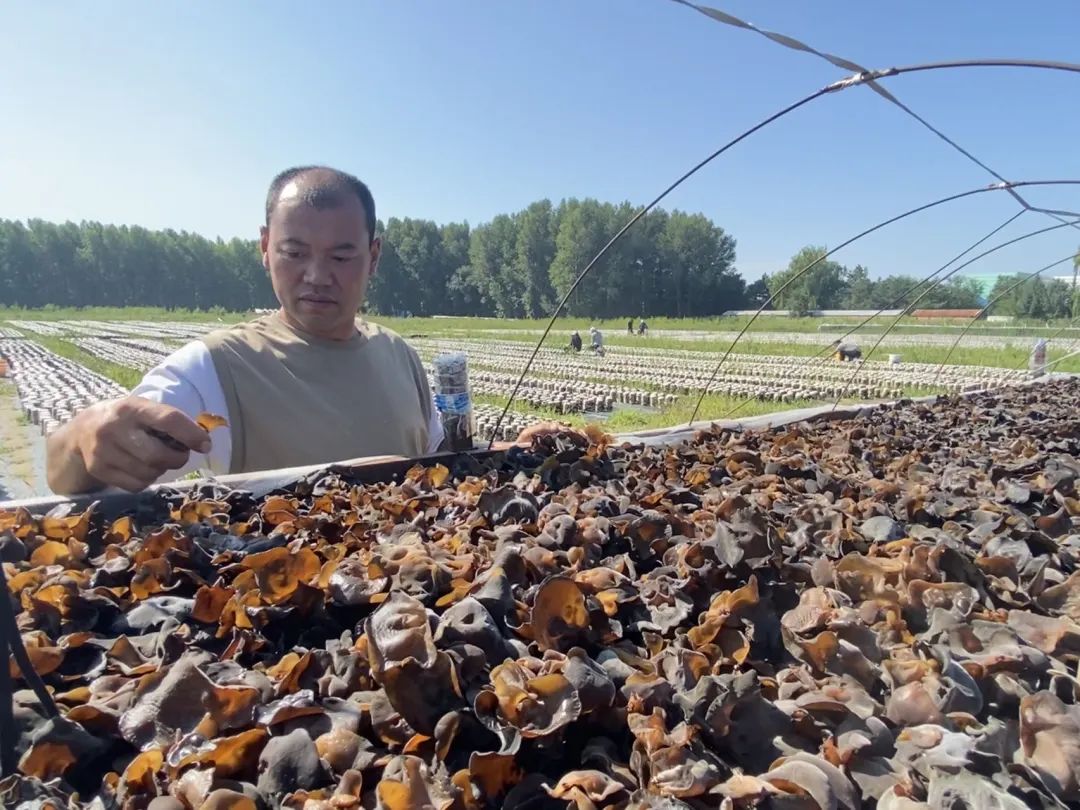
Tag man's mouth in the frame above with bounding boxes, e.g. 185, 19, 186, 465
299, 295, 336, 306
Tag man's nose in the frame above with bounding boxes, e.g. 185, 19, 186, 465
301, 257, 333, 285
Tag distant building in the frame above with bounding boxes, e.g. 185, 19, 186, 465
912, 308, 983, 319
962, 273, 1078, 305
961, 274, 1007, 305
720, 309, 903, 317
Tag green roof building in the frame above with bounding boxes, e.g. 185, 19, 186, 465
962, 273, 1009, 302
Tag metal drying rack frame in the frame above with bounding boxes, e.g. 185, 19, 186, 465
483, 2, 1080, 443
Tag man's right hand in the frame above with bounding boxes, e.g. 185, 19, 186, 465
46, 397, 211, 494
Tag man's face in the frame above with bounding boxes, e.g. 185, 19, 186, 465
260, 192, 380, 340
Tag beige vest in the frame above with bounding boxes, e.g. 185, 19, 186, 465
201, 313, 432, 474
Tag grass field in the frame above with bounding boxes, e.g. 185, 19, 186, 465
2, 307, 1076, 436
368, 314, 1080, 338
5, 306, 1080, 338
6, 311, 1077, 372
0, 305, 250, 324
474, 386, 945, 434
382, 321, 1080, 375
30, 335, 146, 389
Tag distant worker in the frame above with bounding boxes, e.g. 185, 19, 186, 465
627, 318, 635, 335
638, 318, 648, 336
831, 339, 862, 362
589, 326, 605, 355
569, 330, 582, 353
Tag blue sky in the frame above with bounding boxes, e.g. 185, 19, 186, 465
2, 1, 1078, 283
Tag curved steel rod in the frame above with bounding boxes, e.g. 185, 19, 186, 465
675, 0, 1080, 229
686, 180, 1080, 426
485, 85, 836, 447
996, 315, 1080, 389
0, 561, 56, 720
1042, 344, 1080, 374
0, 558, 58, 777
831, 224, 1080, 407
1006, 314, 1080, 371
862, 58, 1080, 81
828, 61, 1080, 228
487, 57, 1080, 444
933, 250, 1080, 383
824, 211, 1026, 351
0, 631, 13, 776
711, 210, 1027, 423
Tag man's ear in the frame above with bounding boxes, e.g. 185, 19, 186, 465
369, 236, 382, 277
259, 225, 271, 271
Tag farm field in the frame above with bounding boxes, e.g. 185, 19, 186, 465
8, 305, 1080, 338
0, 309, 1076, 497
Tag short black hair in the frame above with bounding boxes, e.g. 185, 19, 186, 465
265, 166, 377, 242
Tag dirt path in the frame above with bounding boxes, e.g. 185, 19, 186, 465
0, 379, 49, 499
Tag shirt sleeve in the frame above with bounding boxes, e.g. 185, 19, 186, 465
130, 341, 232, 482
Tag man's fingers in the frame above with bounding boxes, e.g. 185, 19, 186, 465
116, 426, 191, 470
67, 397, 206, 495
88, 443, 168, 486
137, 402, 212, 453
95, 464, 155, 493
516, 420, 571, 443
83, 455, 157, 493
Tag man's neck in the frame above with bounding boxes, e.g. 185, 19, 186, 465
276, 308, 357, 342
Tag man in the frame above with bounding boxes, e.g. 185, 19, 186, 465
638, 318, 648, 336
588, 326, 604, 355
831, 339, 862, 362
569, 330, 582, 353
47, 166, 546, 494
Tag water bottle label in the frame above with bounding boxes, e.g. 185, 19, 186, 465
434, 392, 471, 415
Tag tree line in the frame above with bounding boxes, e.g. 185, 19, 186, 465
370, 200, 740, 318
764, 246, 1080, 319
0, 213, 1076, 319
0, 203, 739, 318
0, 219, 275, 311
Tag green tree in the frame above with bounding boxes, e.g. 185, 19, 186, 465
870, 275, 923, 311
382, 218, 454, 316
0, 198, 747, 318
746, 278, 770, 309
987, 275, 1018, 317
660, 211, 741, 316
0, 221, 38, 307
841, 265, 875, 308
926, 276, 983, 310
548, 199, 613, 317
469, 214, 522, 317
631, 209, 670, 316
987, 275, 1068, 319
767, 246, 848, 314
366, 221, 409, 315
515, 201, 557, 317
439, 222, 481, 316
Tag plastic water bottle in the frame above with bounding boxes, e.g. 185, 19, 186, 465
1030, 339, 1048, 378
432, 352, 475, 451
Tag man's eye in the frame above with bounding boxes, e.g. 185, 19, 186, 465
279, 249, 302, 259
332, 255, 355, 263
